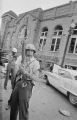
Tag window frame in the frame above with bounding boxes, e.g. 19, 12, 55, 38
39, 28, 48, 51
51, 36, 61, 51
53, 30, 63, 36
68, 35, 77, 54
51, 26, 63, 52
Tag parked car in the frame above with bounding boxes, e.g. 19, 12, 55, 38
0, 49, 8, 66
43, 64, 77, 106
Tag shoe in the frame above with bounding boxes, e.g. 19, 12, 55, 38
5, 104, 10, 110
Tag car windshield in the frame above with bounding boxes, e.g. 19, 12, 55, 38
58, 69, 72, 79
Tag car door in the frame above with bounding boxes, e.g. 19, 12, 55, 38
71, 75, 77, 96
47, 71, 61, 89
59, 70, 72, 95
45, 72, 56, 86
57, 69, 67, 94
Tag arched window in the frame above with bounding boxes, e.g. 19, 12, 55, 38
18, 25, 27, 39
39, 27, 48, 51
51, 25, 63, 51
68, 24, 77, 53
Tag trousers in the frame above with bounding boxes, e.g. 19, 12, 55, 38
10, 79, 34, 120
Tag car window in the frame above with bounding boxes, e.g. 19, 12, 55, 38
58, 69, 66, 76
58, 69, 72, 79
74, 75, 77, 80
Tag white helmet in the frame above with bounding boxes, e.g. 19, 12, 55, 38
12, 48, 17, 53
26, 44, 36, 52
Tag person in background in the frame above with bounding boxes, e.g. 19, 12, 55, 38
50, 63, 54, 72
4, 48, 22, 110
10, 44, 40, 120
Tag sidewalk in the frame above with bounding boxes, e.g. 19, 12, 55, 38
0, 66, 45, 120
0, 67, 3, 120
0, 66, 13, 120
2, 78, 12, 120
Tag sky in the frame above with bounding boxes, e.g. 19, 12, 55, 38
0, 0, 76, 26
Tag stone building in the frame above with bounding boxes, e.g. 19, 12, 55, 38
1, 1, 77, 69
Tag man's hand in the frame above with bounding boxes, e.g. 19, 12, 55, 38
4, 82, 7, 90
4, 85, 7, 90
24, 71, 30, 76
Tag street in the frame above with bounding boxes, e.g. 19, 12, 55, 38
0, 70, 77, 120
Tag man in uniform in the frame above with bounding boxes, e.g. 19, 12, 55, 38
4, 48, 22, 110
10, 44, 40, 120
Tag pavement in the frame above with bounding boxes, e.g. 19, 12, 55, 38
0, 66, 10, 120
0, 66, 77, 120
0, 67, 3, 120
0, 66, 45, 120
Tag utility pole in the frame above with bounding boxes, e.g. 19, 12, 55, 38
61, 21, 75, 67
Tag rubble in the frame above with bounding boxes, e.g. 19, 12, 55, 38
59, 108, 71, 117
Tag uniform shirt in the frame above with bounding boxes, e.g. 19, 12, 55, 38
4, 55, 22, 89
14, 55, 22, 76
20, 56, 40, 79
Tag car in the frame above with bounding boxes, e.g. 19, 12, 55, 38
43, 64, 77, 106
0, 49, 8, 66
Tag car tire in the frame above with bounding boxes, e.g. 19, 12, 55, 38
44, 75, 50, 85
69, 93, 77, 106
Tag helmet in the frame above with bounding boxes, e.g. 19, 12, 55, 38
26, 44, 36, 52
12, 48, 17, 53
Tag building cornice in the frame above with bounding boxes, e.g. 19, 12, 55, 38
41, 1, 77, 22
43, 1, 76, 13
2, 10, 18, 19
16, 8, 43, 23
41, 13, 73, 22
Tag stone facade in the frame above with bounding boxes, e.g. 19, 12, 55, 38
1, 1, 77, 69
